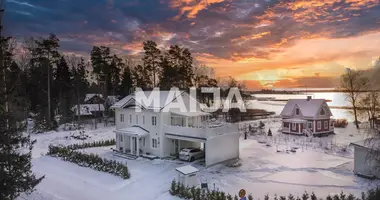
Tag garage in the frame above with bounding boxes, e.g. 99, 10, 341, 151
165, 131, 240, 167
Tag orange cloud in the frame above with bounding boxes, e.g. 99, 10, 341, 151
231, 31, 271, 43
169, 0, 225, 20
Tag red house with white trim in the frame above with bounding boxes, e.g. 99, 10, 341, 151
280, 96, 334, 136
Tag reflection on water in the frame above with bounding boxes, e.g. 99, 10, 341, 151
250, 92, 358, 121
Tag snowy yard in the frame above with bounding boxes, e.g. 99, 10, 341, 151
23, 121, 379, 200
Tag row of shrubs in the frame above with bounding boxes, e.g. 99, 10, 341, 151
47, 145, 130, 179
334, 119, 348, 128
170, 180, 380, 200
65, 139, 116, 150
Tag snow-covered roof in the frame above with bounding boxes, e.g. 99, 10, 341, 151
175, 165, 199, 175
111, 91, 205, 113
114, 125, 149, 137
280, 99, 330, 118
282, 118, 307, 123
350, 139, 380, 150
107, 95, 119, 105
85, 94, 103, 102
71, 104, 104, 116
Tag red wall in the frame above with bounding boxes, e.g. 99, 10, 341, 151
315, 119, 330, 132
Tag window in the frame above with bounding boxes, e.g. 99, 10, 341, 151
152, 116, 157, 126
143, 138, 145, 147
130, 115, 132, 123
317, 121, 321, 130
320, 109, 326, 115
120, 134, 123, 142
136, 115, 139, 124
308, 122, 312, 129
120, 114, 124, 122
292, 123, 296, 131
324, 121, 328, 129
143, 115, 145, 124
152, 138, 158, 148
295, 108, 300, 115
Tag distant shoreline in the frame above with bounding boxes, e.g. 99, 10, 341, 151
248, 89, 375, 94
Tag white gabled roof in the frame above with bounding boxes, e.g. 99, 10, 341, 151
111, 90, 205, 114
175, 165, 199, 175
71, 104, 104, 116
280, 99, 329, 118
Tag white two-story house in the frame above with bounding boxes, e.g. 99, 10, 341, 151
110, 90, 240, 167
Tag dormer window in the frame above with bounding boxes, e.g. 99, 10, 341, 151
320, 108, 325, 115
296, 108, 300, 115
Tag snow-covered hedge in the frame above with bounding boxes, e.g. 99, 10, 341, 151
169, 180, 380, 200
47, 145, 130, 179
65, 139, 115, 150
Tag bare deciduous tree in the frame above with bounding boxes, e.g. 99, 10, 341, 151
340, 69, 369, 129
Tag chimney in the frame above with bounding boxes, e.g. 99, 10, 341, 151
307, 96, 312, 101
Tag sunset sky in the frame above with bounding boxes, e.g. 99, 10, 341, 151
6, 0, 380, 89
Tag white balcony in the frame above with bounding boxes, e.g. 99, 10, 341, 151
164, 123, 239, 141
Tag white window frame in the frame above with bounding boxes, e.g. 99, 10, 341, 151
320, 108, 325, 116
120, 114, 124, 122
136, 115, 139, 124
324, 121, 328, 129
295, 108, 300, 115
292, 123, 296, 131
130, 114, 132, 123
143, 115, 145, 124
152, 116, 157, 126
120, 134, 123, 142
143, 138, 145, 147
317, 121, 322, 130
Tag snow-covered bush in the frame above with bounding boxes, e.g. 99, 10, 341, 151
47, 144, 129, 179
335, 119, 348, 128
65, 139, 115, 150
169, 180, 380, 200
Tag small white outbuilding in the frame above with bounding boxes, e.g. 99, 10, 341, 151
175, 165, 199, 187
351, 139, 380, 179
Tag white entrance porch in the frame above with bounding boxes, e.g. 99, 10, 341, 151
114, 125, 149, 157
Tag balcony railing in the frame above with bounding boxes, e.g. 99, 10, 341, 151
164, 123, 239, 139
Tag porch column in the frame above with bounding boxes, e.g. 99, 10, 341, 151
298, 123, 301, 134
136, 136, 140, 156
186, 117, 189, 127
314, 121, 316, 133
130, 136, 133, 154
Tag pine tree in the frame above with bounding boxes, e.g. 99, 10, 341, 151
133, 64, 152, 90
142, 40, 161, 87
54, 56, 73, 124
27, 34, 61, 130
118, 66, 133, 97
0, 113, 45, 199
68, 55, 89, 125
0, 36, 44, 199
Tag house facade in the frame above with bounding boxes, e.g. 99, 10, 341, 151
111, 90, 240, 167
280, 96, 334, 136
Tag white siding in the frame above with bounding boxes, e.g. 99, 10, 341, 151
354, 146, 380, 178
205, 133, 240, 167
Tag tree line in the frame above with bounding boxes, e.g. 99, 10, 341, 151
1, 34, 221, 132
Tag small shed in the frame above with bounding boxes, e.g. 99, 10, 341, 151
351, 139, 380, 179
175, 165, 199, 187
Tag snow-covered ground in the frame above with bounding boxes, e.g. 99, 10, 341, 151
22, 118, 378, 200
